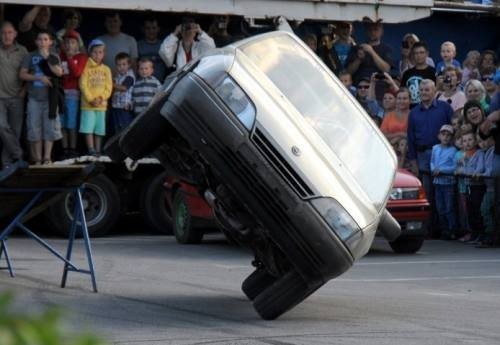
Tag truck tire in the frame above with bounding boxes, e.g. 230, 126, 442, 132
46, 174, 121, 237
389, 236, 425, 254
140, 172, 173, 234
242, 269, 277, 301
172, 190, 204, 244
253, 270, 318, 320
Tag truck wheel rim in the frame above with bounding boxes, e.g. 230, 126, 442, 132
64, 183, 108, 227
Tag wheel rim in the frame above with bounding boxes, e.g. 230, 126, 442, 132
175, 196, 189, 237
64, 183, 108, 227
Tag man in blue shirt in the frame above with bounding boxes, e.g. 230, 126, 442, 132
407, 79, 453, 237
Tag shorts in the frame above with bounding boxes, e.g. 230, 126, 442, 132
26, 98, 62, 142
80, 109, 106, 136
61, 97, 79, 130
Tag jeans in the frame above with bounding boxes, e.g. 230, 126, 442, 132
434, 183, 456, 236
0, 97, 24, 166
468, 185, 486, 237
492, 154, 500, 233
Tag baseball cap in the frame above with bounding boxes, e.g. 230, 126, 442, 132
63, 29, 80, 40
88, 39, 105, 52
440, 124, 454, 134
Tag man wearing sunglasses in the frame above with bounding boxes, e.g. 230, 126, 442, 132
481, 66, 497, 101
355, 77, 383, 125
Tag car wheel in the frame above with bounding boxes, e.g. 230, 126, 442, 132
242, 268, 277, 301
140, 172, 173, 234
252, 270, 320, 320
172, 190, 204, 244
389, 236, 425, 254
46, 173, 121, 237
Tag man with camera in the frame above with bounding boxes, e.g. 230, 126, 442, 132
400, 41, 436, 108
159, 17, 215, 72
345, 19, 393, 103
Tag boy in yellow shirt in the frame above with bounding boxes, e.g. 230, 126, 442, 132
79, 39, 112, 156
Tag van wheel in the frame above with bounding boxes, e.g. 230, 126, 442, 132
140, 172, 173, 234
253, 270, 318, 320
46, 174, 120, 237
172, 191, 203, 244
119, 93, 173, 160
242, 269, 277, 301
389, 236, 424, 254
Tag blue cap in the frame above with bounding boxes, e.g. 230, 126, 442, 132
88, 39, 105, 52
494, 69, 500, 86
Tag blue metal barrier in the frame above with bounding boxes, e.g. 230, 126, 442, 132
0, 185, 98, 292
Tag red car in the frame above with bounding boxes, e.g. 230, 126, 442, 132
385, 169, 430, 253
165, 169, 430, 253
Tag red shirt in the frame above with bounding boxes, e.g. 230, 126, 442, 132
60, 52, 88, 90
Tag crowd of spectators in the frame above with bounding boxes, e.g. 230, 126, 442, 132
0, 6, 499, 246
311, 19, 499, 248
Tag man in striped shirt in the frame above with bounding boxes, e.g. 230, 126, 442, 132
132, 58, 161, 116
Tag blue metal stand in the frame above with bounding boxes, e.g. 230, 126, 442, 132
0, 187, 97, 292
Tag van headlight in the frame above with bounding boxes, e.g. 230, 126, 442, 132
214, 76, 256, 131
311, 198, 360, 241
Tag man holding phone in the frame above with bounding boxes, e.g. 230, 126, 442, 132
400, 41, 436, 108
159, 17, 215, 72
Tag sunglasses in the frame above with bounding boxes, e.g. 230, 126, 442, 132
482, 76, 494, 81
357, 85, 370, 89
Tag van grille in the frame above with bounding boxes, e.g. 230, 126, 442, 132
251, 128, 314, 198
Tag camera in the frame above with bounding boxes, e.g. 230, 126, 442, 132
444, 76, 452, 84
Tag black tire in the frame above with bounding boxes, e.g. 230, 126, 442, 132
242, 269, 277, 301
253, 270, 318, 320
46, 174, 121, 237
119, 92, 173, 160
172, 190, 204, 244
389, 236, 425, 254
140, 172, 173, 234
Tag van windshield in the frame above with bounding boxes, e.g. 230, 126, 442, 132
240, 34, 394, 208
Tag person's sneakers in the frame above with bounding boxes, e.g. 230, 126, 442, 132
467, 236, 482, 245
458, 233, 471, 242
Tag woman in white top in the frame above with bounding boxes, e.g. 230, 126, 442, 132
159, 18, 215, 72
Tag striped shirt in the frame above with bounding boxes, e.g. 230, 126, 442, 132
132, 76, 161, 116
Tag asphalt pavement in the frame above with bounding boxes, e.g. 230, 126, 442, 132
1, 234, 499, 345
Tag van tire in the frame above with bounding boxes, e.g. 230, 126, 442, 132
242, 269, 277, 301
172, 190, 204, 244
46, 174, 121, 237
252, 270, 312, 320
119, 94, 172, 160
140, 172, 173, 234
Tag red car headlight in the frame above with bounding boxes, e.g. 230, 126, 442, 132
389, 187, 424, 200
